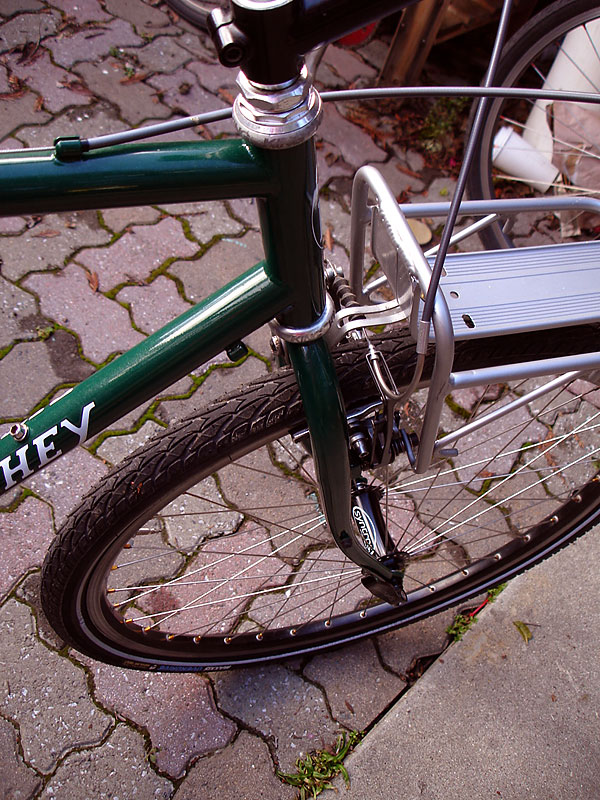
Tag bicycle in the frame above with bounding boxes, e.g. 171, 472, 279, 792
1, 0, 600, 673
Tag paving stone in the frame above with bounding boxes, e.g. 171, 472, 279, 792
227, 197, 260, 228
303, 638, 405, 729
24, 444, 108, 528
96, 419, 165, 465
1, 0, 44, 16
184, 202, 245, 242
0, 497, 54, 600
357, 38, 389, 71
100, 205, 162, 231
376, 609, 458, 677
48, 18, 143, 67
319, 104, 386, 168
186, 59, 238, 98
157, 358, 267, 423
213, 664, 340, 771
0, 93, 50, 140
40, 723, 173, 799
117, 274, 192, 335
24, 265, 145, 363
170, 230, 264, 301
49, 0, 112, 23
13, 102, 124, 147
89, 663, 236, 779
0, 599, 113, 774
316, 140, 353, 185
0, 210, 111, 282
421, 176, 457, 202
76, 216, 198, 291
375, 158, 426, 197
75, 58, 171, 125
175, 29, 216, 62
0, 277, 39, 350
320, 197, 351, 249
14, 572, 66, 651
322, 45, 377, 83
0, 341, 61, 418
103, 0, 173, 37
148, 67, 233, 136
174, 730, 296, 800
8, 49, 94, 114
0, 216, 26, 234
0, 10, 60, 50
0, 714, 42, 800
130, 35, 194, 74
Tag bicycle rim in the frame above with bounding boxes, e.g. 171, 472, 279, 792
42, 332, 600, 670
467, 0, 600, 248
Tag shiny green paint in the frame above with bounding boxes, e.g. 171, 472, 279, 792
257, 142, 325, 327
0, 139, 275, 216
0, 262, 291, 494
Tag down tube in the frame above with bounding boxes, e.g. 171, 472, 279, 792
0, 262, 290, 495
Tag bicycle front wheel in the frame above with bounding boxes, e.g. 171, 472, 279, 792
41, 327, 600, 670
467, 0, 600, 249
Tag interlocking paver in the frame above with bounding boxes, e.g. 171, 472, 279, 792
129, 34, 195, 74
13, 104, 122, 148
376, 611, 457, 677
184, 202, 245, 243
0, 599, 113, 773
76, 216, 198, 291
0, 276, 39, 350
0, 10, 60, 50
0, 715, 41, 800
118, 274, 192, 335
0, 497, 54, 600
0, 341, 63, 418
24, 445, 108, 528
88, 663, 237, 779
174, 730, 296, 800
303, 639, 405, 729
102, 0, 174, 37
148, 67, 234, 136
0, 93, 51, 141
48, 0, 112, 23
1, 0, 44, 16
24, 264, 145, 363
319, 104, 386, 168
40, 723, 173, 799
0, 210, 111, 282
169, 229, 264, 301
75, 57, 172, 125
213, 664, 340, 771
8, 49, 94, 114
101, 204, 162, 231
48, 17, 143, 68
322, 45, 377, 83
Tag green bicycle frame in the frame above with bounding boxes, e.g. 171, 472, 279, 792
0, 135, 356, 559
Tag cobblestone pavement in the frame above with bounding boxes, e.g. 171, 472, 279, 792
0, 2, 562, 798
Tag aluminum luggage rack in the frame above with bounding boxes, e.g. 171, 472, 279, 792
339, 166, 600, 473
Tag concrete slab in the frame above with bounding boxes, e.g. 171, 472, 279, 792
331, 528, 600, 800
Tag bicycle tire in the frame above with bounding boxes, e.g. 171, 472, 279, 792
466, 0, 600, 249
41, 325, 600, 670
164, 0, 229, 30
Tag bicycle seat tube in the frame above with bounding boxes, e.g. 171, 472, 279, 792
207, 0, 411, 585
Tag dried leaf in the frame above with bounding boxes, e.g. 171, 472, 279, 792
344, 700, 355, 714
324, 226, 333, 251
513, 620, 532, 643
31, 229, 60, 238
34, 95, 44, 112
119, 72, 149, 85
59, 79, 94, 96
87, 270, 99, 292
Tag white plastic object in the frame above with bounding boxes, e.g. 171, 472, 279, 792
523, 20, 600, 158
492, 125, 560, 191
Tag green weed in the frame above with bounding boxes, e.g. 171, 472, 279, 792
277, 731, 362, 799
